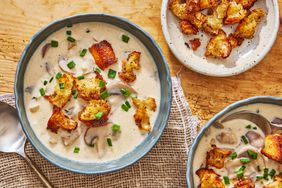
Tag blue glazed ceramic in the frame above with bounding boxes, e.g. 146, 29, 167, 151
14, 14, 172, 174
186, 96, 282, 187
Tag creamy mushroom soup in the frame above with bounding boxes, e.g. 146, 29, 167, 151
24, 22, 160, 162
193, 103, 282, 187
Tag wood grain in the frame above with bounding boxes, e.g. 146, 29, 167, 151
0, 0, 281, 126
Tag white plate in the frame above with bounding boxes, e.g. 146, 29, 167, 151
161, 0, 280, 77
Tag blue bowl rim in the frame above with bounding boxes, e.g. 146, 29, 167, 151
14, 13, 172, 174
186, 96, 282, 186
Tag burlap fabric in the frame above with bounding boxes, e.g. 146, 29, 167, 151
0, 77, 199, 188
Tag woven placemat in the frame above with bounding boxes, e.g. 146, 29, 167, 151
0, 77, 199, 188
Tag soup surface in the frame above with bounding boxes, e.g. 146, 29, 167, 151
24, 22, 160, 162
193, 103, 282, 187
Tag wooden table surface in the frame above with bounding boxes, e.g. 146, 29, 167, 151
0, 0, 281, 126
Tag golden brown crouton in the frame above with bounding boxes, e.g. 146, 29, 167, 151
74, 72, 106, 101
186, 0, 201, 13
199, 0, 221, 10
78, 100, 111, 126
89, 40, 117, 70
180, 20, 199, 35
228, 33, 240, 48
205, 30, 232, 58
261, 133, 282, 164
206, 145, 232, 169
132, 97, 157, 132
234, 8, 265, 39
263, 175, 282, 188
196, 168, 225, 188
233, 178, 255, 188
169, 0, 189, 20
224, 1, 247, 25
45, 74, 74, 108
187, 12, 207, 29
118, 51, 141, 83
47, 108, 77, 133
189, 38, 201, 51
235, 0, 257, 9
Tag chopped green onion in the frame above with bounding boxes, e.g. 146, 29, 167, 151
67, 61, 76, 69
120, 88, 131, 97
51, 40, 58, 47
67, 36, 76, 42
66, 30, 72, 35
95, 112, 103, 119
230, 152, 237, 159
240, 158, 251, 164
112, 124, 121, 133
253, 127, 257, 130
121, 34, 130, 43
269, 169, 276, 178
43, 80, 48, 86
80, 49, 87, 57
100, 90, 109, 99
223, 176, 230, 185
245, 124, 252, 129
56, 72, 62, 79
66, 23, 72, 28
77, 75, 85, 80
39, 88, 45, 96
108, 69, 117, 79
72, 90, 78, 99
49, 77, 54, 83
73, 146, 80, 153
107, 138, 112, 147
263, 168, 269, 180
236, 166, 246, 179
241, 135, 249, 144
256, 176, 263, 180
125, 100, 131, 108
59, 83, 65, 89
121, 104, 129, 112
99, 81, 105, 88
95, 67, 102, 73
131, 93, 137, 99
247, 150, 258, 159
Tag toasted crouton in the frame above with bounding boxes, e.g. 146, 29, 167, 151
224, 1, 247, 25
196, 168, 225, 188
233, 178, 255, 188
263, 175, 282, 188
74, 72, 106, 101
205, 30, 232, 58
89, 40, 117, 70
189, 38, 201, 51
200, 0, 221, 10
187, 12, 207, 30
45, 74, 74, 108
234, 8, 265, 39
47, 108, 77, 133
169, 0, 189, 20
78, 100, 111, 126
206, 145, 232, 168
235, 0, 257, 9
132, 97, 157, 132
180, 20, 199, 35
261, 133, 282, 164
118, 51, 141, 83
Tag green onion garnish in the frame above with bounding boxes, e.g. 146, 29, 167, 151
59, 83, 65, 89
67, 36, 76, 42
121, 104, 129, 112
99, 81, 105, 88
49, 77, 54, 83
107, 138, 112, 147
67, 23, 72, 28
95, 67, 102, 73
66, 30, 72, 35
43, 80, 48, 86
39, 88, 45, 96
112, 124, 121, 133
121, 34, 130, 43
80, 49, 87, 57
269, 169, 276, 178
51, 40, 58, 47
125, 100, 131, 108
95, 112, 103, 119
230, 152, 237, 159
253, 127, 257, 130
247, 150, 257, 159
100, 90, 109, 99
240, 158, 251, 164
223, 176, 230, 185
256, 176, 263, 180
77, 75, 84, 80
73, 146, 80, 153
72, 90, 78, 99
263, 168, 269, 180
120, 88, 131, 97
108, 69, 117, 79
246, 124, 252, 129
56, 72, 62, 79
241, 135, 249, 144
236, 166, 246, 179
67, 61, 76, 69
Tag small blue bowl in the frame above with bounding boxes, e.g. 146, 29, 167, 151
186, 96, 282, 187
14, 14, 172, 174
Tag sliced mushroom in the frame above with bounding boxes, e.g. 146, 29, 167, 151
45, 62, 53, 76
216, 131, 237, 145
24, 86, 34, 94
41, 43, 51, 58
61, 129, 81, 146
58, 57, 93, 77
107, 81, 137, 95
271, 117, 282, 134
29, 98, 40, 112
245, 131, 264, 149
212, 122, 224, 129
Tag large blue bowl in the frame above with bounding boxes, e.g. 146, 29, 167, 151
186, 96, 282, 187
14, 14, 172, 174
